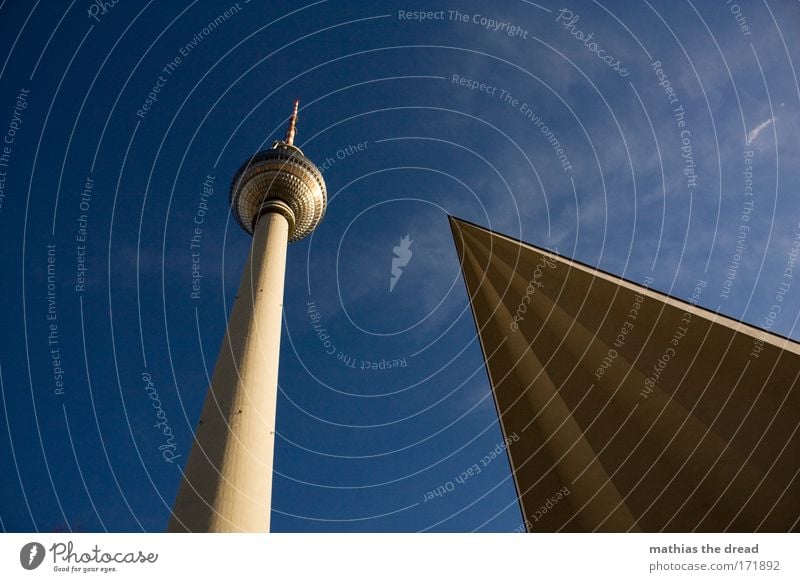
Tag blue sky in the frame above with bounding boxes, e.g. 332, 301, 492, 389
1, 0, 799, 532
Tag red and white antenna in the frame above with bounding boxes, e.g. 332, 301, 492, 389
284, 99, 299, 145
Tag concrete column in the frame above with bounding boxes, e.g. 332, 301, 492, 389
169, 211, 289, 533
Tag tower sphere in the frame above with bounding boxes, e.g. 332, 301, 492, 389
229, 101, 327, 241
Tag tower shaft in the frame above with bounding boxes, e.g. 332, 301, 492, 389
169, 211, 289, 532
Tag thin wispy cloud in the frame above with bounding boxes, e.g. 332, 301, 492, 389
747, 116, 776, 145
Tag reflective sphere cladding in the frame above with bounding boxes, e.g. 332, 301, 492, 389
230, 144, 327, 242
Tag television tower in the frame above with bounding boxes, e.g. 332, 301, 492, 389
169, 100, 327, 532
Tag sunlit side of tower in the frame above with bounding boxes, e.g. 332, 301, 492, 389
169, 101, 327, 532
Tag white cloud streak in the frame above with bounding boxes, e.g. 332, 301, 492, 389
747, 116, 776, 145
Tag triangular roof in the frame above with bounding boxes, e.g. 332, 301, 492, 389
450, 216, 800, 532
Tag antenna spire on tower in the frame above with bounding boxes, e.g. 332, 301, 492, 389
284, 99, 299, 145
